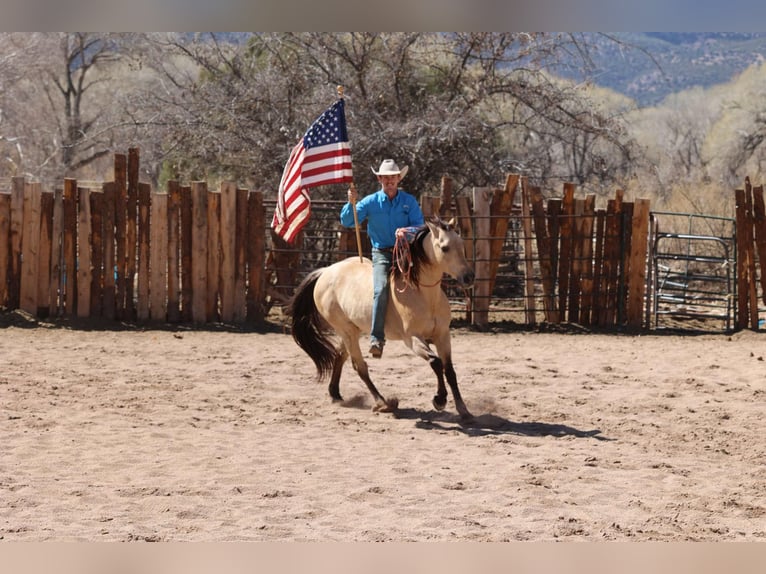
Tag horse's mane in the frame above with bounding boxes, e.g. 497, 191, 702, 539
392, 217, 452, 288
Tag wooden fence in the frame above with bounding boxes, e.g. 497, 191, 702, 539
265, 175, 651, 330
425, 176, 651, 329
0, 150, 266, 324
734, 177, 766, 330
2, 149, 762, 332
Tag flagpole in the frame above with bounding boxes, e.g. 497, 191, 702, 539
338, 85, 364, 263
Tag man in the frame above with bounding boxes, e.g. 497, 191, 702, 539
340, 159, 425, 358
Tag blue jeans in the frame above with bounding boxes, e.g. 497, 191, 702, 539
370, 248, 393, 345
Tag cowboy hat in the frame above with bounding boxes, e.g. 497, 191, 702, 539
371, 159, 408, 179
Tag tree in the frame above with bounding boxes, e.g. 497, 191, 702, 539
2, 32, 649, 202
135, 32, 642, 200
703, 62, 766, 187
0, 32, 147, 184
0, 34, 37, 179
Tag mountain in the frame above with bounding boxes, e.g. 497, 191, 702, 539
193, 32, 766, 108
574, 32, 766, 107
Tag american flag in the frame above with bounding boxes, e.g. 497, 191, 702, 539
271, 98, 353, 243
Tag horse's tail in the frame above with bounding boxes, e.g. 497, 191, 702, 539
286, 268, 338, 382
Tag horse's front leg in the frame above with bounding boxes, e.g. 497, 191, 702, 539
443, 353, 472, 421
410, 335, 472, 421
408, 337, 449, 412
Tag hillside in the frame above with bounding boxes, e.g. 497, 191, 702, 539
199, 33, 766, 108
577, 32, 766, 107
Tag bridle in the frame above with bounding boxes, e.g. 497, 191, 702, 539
392, 225, 444, 291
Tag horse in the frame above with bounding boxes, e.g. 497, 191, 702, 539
287, 217, 475, 421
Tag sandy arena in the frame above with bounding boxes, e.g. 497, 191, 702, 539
2, 312, 765, 541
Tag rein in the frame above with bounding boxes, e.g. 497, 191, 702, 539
392, 226, 442, 291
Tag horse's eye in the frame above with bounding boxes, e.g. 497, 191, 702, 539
441, 245, 450, 253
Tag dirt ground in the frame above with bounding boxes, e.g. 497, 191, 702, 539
2, 310, 765, 541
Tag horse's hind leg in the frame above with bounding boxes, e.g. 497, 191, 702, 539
359, 367, 399, 413
328, 345, 348, 403
345, 336, 398, 413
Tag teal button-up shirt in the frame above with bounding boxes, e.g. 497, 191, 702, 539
340, 189, 424, 249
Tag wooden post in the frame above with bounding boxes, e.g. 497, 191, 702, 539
454, 195, 474, 324
20, 182, 42, 315
90, 190, 104, 317
568, 199, 584, 323
49, 188, 64, 317
37, 192, 54, 317
751, 185, 766, 308
619, 201, 635, 325
557, 183, 576, 321
102, 182, 116, 319
734, 187, 748, 329
9, 176, 25, 309
488, 174, 518, 297
627, 198, 650, 329
180, 185, 193, 322
126, 147, 140, 320
246, 190, 266, 323
234, 188, 249, 322
603, 191, 624, 327
114, 153, 128, 319
520, 177, 537, 325
744, 178, 759, 329
599, 200, 616, 327
219, 181, 237, 322
529, 185, 557, 322
76, 187, 92, 318
0, 192, 10, 307
579, 195, 596, 326
546, 198, 562, 318
150, 191, 168, 321
438, 176, 453, 220
420, 196, 434, 217
472, 186, 492, 327
137, 182, 151, 321
455, 196, 474, 257
191, 181, 208, 324
593, 209, 608, 327
167, 181, 182, 323
63, 178, 78, 316
206, 189, 221, 323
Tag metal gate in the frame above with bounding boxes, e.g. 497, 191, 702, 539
647, 211, 736, 331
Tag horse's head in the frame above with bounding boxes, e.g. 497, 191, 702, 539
424, 217, 475, 288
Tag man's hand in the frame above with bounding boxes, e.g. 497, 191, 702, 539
347, 186, 358, 204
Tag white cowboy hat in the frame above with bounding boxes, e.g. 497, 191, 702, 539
371, 159, 408, 179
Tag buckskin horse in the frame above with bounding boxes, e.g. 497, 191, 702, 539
287, 217, 475, 420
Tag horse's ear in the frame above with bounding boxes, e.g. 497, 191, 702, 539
447, 217, 456, 228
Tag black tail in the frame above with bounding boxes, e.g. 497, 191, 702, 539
286, 269, 338, 381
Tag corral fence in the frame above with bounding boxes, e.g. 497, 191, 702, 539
1, 149, 764, 332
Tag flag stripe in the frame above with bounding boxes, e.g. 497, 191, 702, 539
271, 99, 354, 244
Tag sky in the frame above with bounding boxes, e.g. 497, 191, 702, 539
2, 0, 766, 31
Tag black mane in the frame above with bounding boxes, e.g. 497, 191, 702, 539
391, 217, 452, 288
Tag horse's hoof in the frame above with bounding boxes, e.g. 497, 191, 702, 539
432, 395, 447, 411
373, 397, 399, 413
459, 411, 474, 424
